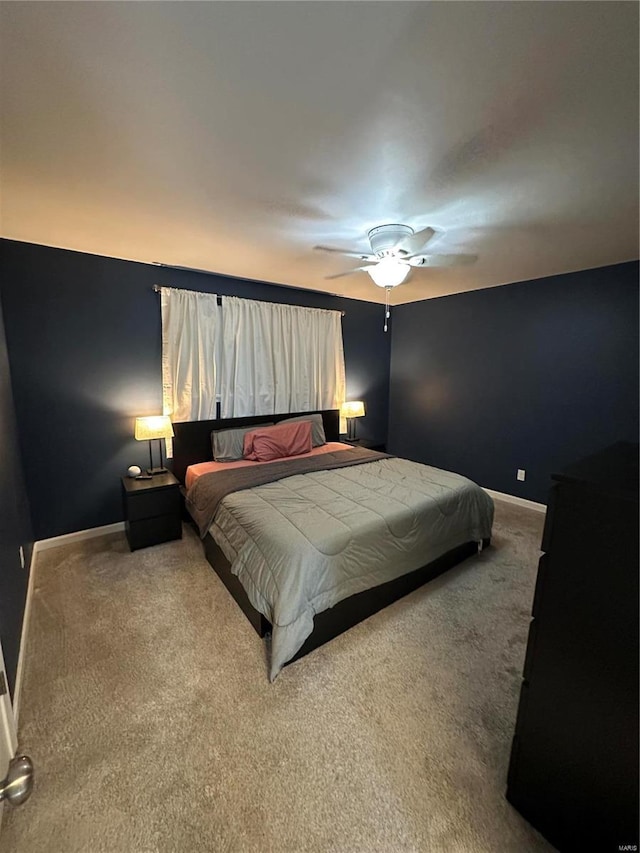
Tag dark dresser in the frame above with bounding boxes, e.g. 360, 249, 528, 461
507, 442, 639, 853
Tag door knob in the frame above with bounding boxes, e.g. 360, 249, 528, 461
0, 755, 34, 806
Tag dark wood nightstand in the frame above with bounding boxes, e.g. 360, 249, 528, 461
343, 438, 387, 452
121, 471, 182, 551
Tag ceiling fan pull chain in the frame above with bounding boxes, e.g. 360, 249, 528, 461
383, 286, 391, 332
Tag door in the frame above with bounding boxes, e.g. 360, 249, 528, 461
0, 640, 17, 826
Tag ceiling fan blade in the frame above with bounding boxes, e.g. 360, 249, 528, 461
324, 266, 375, 280
314, 245, 375, 262
408, 253, 478, 268
397, 227, 436, 256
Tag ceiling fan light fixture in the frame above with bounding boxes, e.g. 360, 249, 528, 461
366, 258, 410, 288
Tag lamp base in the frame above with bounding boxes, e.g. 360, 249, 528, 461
147, 466, 169, 476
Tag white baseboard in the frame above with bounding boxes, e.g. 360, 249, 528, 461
33, 521, 125, 554
483, 487, 546, 513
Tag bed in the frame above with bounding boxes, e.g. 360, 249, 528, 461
172, 409, 494, 679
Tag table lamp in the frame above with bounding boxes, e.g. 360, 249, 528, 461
134, 416, 174, 475
341, 401, 365, 440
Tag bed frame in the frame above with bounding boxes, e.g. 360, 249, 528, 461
171, 409, 341, 484
171, 409, 489, 667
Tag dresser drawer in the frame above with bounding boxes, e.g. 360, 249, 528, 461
126, 514, 182, 551
522, 619, 539, 684
127, 486, 180, 521
540, 484, 558, 553
531, 554, 550, 619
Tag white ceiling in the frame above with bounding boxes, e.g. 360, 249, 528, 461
1, 2, 638, 305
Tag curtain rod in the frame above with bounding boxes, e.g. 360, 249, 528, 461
152, 284, 345, 316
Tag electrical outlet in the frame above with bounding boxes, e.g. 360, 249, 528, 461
19, 545, 25, 569
517, 469, 526, 482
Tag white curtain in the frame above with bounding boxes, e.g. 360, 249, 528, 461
161, 287, 221, 423
219, 296, 346, 419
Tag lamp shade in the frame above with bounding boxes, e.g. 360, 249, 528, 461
341, 401, 365, 419
366, 258, 410, 288
134, 416, 174, 441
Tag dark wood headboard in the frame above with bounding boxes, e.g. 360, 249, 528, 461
170, 409, 340, 484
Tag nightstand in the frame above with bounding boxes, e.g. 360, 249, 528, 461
343, 438, 387, 452
121, 471, 182, 551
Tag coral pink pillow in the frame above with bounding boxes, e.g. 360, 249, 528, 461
243, 421, 312, 462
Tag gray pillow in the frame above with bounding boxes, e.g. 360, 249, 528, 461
278, 413, 326, 448
212, 423, 274, 462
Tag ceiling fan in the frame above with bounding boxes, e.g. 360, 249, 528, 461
314, 223, 477, 289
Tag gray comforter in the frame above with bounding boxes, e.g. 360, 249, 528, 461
186, 446, 387, 538
189, 452, 494, 680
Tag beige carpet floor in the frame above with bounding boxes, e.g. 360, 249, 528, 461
1, 499, 555, 853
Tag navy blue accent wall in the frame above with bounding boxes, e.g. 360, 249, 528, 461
0, 239, 390, 540
0, 297, 34, 696
388, 262, 639, 504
